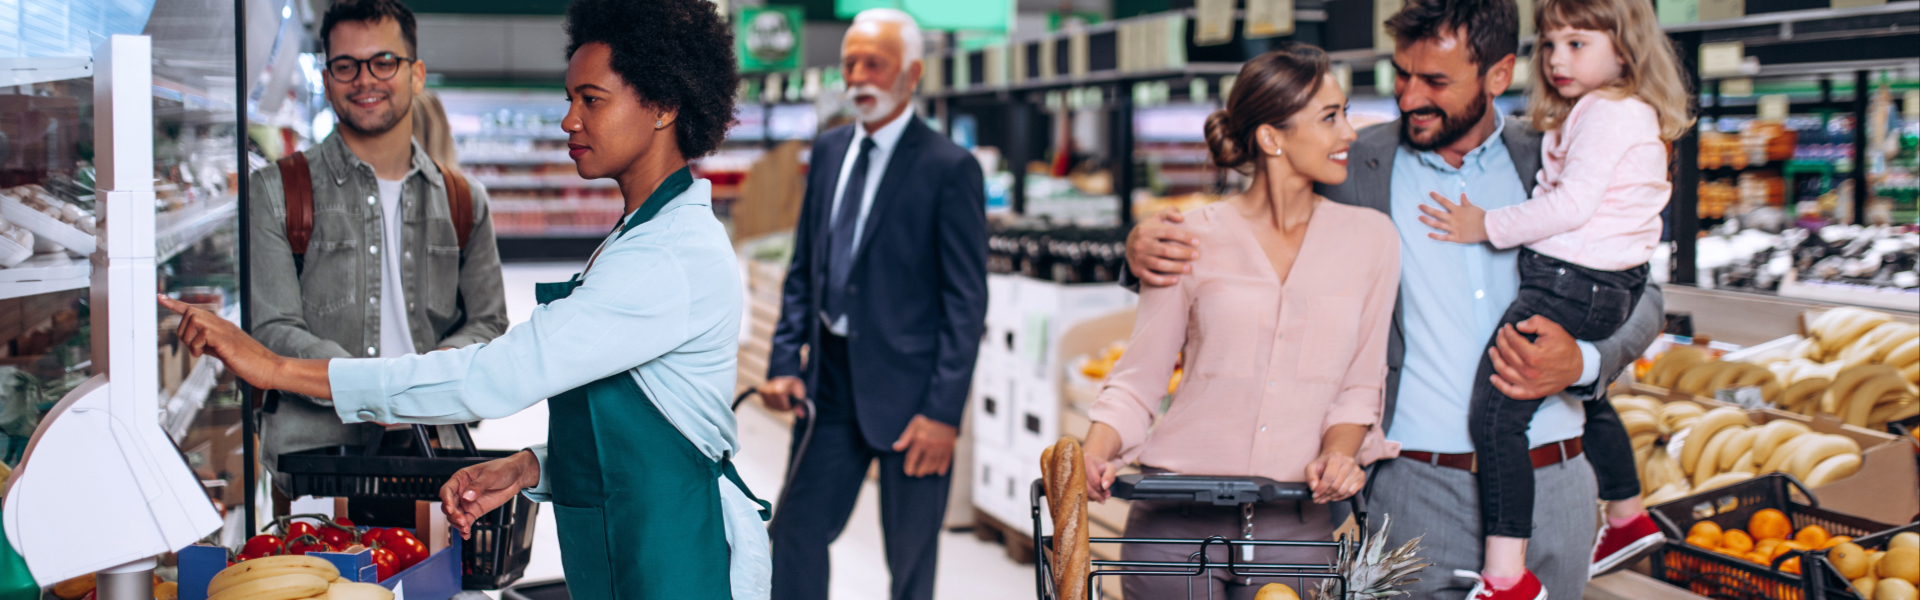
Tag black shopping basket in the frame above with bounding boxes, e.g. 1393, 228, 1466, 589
277, 422, 537, 590
1647, 473, 1903, 600
1031, 474, 1364, 600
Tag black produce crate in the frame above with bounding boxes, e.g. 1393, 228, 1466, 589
1806, 520, 1920, 600
279, 446, 537, 590
1648, 473, 1900, 600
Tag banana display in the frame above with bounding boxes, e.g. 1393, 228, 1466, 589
1615, 397, 1868, 505
205, 555, 393, 600
1640, 307, 1920, 431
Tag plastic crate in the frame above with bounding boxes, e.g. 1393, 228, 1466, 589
1648, 473, 1900, 600
277, 445, 536, 590
1806, 520, 1920, 600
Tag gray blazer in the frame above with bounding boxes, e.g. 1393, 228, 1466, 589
1314, 119, 1665, 432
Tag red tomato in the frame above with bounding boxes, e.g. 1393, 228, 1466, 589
318, 526, 354, 549
371, 548, 399, 581
287, 521, 317, 541
332, 517, 355, 527
386, 528, 418, 543
392, 537, 429, 569
241, 535, 284, 557
285, 535, 325, 556
360, 527, 389, 548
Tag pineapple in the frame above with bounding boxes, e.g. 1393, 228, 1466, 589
1313, 514, 1431, 600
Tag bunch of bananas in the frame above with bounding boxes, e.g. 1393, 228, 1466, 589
1615, 397, 1867, 505
1639, 308, 1919, 431
206, 555, 392, 600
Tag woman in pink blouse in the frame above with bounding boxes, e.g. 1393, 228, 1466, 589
1080, 44, 1401, 599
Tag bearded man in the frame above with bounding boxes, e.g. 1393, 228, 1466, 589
247, 0, 507, 505
759, 8, 988, 600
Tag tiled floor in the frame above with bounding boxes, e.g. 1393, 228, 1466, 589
465, 262, 1033, 599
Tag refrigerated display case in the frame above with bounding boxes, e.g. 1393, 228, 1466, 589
0, 0, 246, 542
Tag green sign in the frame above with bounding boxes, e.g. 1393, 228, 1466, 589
737, 6, 804, 72
835, 0, 897, 19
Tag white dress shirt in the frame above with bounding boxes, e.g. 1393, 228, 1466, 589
822, 108, 914, 335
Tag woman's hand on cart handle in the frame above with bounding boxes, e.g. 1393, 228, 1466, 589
1306, 450, 1364, 504
440, 450, 542, 540
1081, 423, 1124, 502
159, 295, 334, 399
759, 377, 808, 419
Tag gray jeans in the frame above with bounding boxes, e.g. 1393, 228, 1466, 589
1367, 454, 1598, 600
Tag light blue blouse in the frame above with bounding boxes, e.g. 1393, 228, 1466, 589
326, 179, 771, 599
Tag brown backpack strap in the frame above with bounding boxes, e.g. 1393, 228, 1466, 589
276, 152, 316, 256
433, 158, 474, 251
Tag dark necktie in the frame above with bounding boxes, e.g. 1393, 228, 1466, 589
823, 138, 877, 323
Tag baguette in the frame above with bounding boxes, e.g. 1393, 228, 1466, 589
1042, 437, 1091, 600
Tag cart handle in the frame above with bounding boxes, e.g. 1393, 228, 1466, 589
1029, 477, 1368, 537
732, 389, 816, 529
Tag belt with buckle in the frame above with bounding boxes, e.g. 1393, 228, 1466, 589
1399, 438, 1584, 473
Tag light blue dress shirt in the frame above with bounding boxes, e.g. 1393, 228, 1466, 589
822, 109, 914, 336
326, 180, 772, 600
1384, 113, 1602, 455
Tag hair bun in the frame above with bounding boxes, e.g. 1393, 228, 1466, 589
1204, 109, 1247, 170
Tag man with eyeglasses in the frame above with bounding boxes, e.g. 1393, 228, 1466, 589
247, 0, 508, 511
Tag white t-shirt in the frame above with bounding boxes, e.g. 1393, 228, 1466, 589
375, 178, 417, 358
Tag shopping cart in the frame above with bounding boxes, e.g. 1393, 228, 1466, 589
731, 389, 816, 527
1031, 474, 1364, 600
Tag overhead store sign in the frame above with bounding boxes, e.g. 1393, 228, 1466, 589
833, 0, 1012, 32
738, 6, 803, 73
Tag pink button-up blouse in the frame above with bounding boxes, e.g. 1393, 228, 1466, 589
1089, 200, 1402, 483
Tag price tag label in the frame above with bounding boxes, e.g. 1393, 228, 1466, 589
1246, 0, 1295, 39
1195, 0, 1234, 46
1699, 0, 1744, 22
1699, 42, 1745, 77
1374, 0, 1399, 51
1070, 30, 1090, 78
1757, 94, 1790, 121
1715, 387, 1770, 410
1721, 78, 1755, 98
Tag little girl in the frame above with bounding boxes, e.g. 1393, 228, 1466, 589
1419, 0, 1693, 597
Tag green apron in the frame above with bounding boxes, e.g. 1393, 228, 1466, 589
534, 168, 768, 600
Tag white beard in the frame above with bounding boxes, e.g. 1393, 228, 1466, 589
846, 83, 901, 124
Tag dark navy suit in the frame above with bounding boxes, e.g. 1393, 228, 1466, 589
766, 115, 988, 600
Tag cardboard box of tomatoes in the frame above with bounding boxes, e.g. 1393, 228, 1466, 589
178, 514, 460, 600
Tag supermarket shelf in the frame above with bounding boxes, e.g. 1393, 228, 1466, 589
1666, 1, 1918, 42
932, 62, 1249, 99
1, 57, 92, 87
1776, 272, 1920, 313
472, 174, 618, 190
462, 152, 572, 165
1701, 57, 1920, 80
0, 254, 90, 301
156, 197, 240, 263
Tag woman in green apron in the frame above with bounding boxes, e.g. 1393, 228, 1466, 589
160, 0, 768, 598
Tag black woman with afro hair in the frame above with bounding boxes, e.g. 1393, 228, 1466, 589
157, 0, 772, 598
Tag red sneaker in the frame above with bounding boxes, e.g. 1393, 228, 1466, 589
1456, 569, 1547, 600
1591, 512, 1664, 576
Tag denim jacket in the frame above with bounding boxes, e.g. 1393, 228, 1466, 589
247, 133, 508, 483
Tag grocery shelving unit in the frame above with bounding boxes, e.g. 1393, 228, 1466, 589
1666, 2, 1920, 286
0, 0, 250, 536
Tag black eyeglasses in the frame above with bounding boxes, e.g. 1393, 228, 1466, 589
325, 52, 416, 83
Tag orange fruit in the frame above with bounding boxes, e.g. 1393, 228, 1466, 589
1689, 534, 1720, 549
1746, 552, 1772, 565
1723, 530, 1756, 553
1824, 535, 1854, 549
1691, 522, 1726, 548
1783, 557, 1802, 574
1757, 538, 1784, 557
1751, 509, 1793, 541
1796, 525, 1831, 548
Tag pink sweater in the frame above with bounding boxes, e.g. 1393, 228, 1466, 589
1088, 201, 1400, 483
1485, 94, 1669, 271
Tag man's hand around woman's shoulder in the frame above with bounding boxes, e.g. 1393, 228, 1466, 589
1125, 208, 1200, 287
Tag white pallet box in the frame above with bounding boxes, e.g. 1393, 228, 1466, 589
999, 276, 1137, 458
1009, 376, 1061, 461
971, 443, 1039, 532
969, 364, 1017, 449
985, 273, 1021, 328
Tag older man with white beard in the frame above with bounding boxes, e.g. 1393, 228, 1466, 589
759, 8, 989, 600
